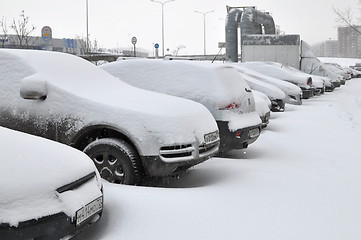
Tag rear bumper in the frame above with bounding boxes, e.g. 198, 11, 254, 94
301, 88, 314, 99
216, 121, 261, 152
0, 211, 102, 240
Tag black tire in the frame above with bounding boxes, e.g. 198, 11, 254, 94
83, 138, 143, 185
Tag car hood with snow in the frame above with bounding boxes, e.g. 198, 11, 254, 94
0, 49, 218, 157
0, 126, 102, 235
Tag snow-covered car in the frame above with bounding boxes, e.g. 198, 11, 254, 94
300, 42, 343, 87
324, 63, 351, 81
231, 64, 303, 105
242, 61, 315, 99
252, 90, 271, 127
347, 67, 361, 78
0, 49, 220, 185
236, 70, 286, 112
280, 65, 326, 95
311, 75, 334, 92
301, 58, 343, 87
101, 59, 262, 153
0, 127, 103, 240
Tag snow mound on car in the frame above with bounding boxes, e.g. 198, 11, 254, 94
101, 59, 261, 130
0, 127, 96, 226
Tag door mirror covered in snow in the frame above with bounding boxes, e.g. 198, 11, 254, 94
20, 75, 47, 100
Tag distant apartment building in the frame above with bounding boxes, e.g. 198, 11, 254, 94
312, 40, 339, 57
338, 26, 361, 58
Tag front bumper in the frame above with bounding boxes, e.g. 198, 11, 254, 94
325, 84, 335, 92
271, 99, 285, 112
331, 81, 341, 88
141, 137, 219, 176
0, 210, 102, 240
141, 151, 216, 177
216, 121, 261, 152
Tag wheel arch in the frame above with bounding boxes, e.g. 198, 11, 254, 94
70, 124, 141, 155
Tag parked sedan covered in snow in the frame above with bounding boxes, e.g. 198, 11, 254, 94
280, 64, 325, 95
231, 64, 303, 105
0, 49, 220, 185
0, 127, 103, 240
236, 70, 286, 112
242, 61, 315, 99
101, 59, 262, 153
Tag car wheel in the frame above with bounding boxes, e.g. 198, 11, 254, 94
84, 138, 143, 185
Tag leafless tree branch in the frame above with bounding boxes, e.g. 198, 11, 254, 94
333, 6, 361, 35
10, 10, 35, 48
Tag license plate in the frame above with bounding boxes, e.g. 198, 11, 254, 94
76, 196, 103, 226
204, 131, 219, 144
249, 128, 260, 138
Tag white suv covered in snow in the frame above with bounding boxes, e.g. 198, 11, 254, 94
101, 59, 262, 152
0, 49, 220, 185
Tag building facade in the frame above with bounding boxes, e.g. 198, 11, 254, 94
312, 40, 339, 58
0, 34, 86, 55
338, 26, 361, 58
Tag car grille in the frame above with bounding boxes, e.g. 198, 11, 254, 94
160, 140, 219, 162
160, 144, 194, 159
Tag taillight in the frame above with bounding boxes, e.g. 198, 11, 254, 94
307, 77, 312, 85
218, 102, 239, 110
236, 131, 242, 138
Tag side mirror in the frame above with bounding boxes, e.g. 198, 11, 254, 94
20, 75, 48, 100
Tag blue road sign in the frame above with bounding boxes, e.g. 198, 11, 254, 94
154, 43, 159, 49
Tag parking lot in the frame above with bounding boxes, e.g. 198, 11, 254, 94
77, 78, 361, 240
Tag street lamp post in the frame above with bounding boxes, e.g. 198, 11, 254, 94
151, 0, 175, 57
86, 0, 89, 54
195, 10, 214, 55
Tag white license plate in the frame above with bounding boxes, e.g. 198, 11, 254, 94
249, 128, 260, 138
204, 131, 219, 144
76, 196, 103, 226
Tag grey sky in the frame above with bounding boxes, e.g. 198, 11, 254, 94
1, 0, 360, 55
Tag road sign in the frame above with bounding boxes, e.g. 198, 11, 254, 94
154, 43, 159, 49
131, 36, 137, 45
41, 26, 52, 42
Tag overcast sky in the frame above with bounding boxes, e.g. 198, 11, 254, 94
1, 0, 360, 55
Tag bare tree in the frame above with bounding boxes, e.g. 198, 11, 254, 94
10, 10, 35, 48
333, 6, 361, 35
0, 17, 9, 48
173, 45, 186, 56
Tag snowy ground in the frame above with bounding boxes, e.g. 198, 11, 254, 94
77, 79, 361, 240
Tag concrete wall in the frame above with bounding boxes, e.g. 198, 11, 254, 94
241, 34, 301, 69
